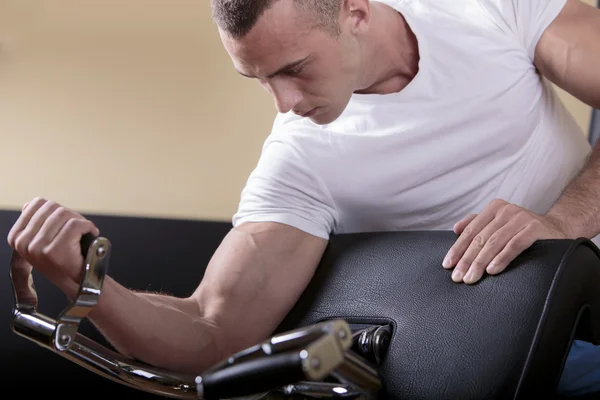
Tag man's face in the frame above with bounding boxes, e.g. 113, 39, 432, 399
220, 1, 361, 125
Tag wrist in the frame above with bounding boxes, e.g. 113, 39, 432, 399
545, 210, 579, 239
56, 277, 82, 301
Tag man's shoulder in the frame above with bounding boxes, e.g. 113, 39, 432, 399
262, 113, 333, 151
257, 114, 321, 165
269, 112, 324, 136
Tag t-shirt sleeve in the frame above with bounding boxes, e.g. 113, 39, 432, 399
232, 135, 337, 240
477, 0, 568, 60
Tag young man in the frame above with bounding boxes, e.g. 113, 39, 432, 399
7, 0, 600, 396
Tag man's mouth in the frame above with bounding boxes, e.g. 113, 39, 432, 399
301, 108, 318, 118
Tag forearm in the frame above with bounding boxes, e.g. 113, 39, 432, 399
546, 144, 600, 239
53, 223, 325, 376
82, 277, 223, 374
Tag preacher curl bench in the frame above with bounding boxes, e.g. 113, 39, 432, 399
9, 230, 600, 399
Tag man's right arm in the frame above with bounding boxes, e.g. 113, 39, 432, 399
7, 198, 328, 375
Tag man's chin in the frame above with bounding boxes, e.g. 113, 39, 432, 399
308, 108, 342, 125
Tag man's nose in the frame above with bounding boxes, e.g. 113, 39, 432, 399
269, 80, 302, 114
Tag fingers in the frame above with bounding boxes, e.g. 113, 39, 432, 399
447, 201, 543, 284
30, 207, 99, 261
8, 197, 99, 260
460, 219, 527, 284
11, 252, 38, 305
443, 200, 508, 270
450, 216, 510, 283
453, 214, 477, 235
12, 200, 61, 256
486, 226, 537, 276
42, 217, 100, 274
8, 197, 50, 249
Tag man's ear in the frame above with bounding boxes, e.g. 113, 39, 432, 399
342, 0, 371, 33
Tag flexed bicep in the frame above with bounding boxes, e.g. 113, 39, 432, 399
192, 221, 328, 358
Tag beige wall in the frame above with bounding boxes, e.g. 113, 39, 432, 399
0, 0, 596, 221
0, 0, 277, 221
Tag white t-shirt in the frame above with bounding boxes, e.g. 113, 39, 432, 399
232, 0, 592, 242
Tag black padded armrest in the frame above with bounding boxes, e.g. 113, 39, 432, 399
277, 231, 600, 399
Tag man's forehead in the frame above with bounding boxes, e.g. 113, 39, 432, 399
222, 26, 313, 76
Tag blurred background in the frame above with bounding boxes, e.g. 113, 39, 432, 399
0, 0, 597, 222
0, 1, 598, 397
0, 0, 277, 222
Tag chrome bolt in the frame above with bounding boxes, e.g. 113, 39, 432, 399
96, 246, 106, 258
311, 357, 321, 369
59, 334, 71, 345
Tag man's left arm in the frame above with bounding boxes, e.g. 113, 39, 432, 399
443, 0, 600, 284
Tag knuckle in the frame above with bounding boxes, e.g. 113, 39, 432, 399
31, 196, 46, 206
528, 219, 543, 231
55, 206, 71, 217
7, 231, 15, 247
462, 225, 474, 238
487, 234, 498, 247
13, 235, 28, 254
490, 199, 507, 208
458, 257, 474, 267
465, 213, 478, 223
472, 234, 486, 247
46, 200, 59, 212
27, 238, 43, 257
502, 203, 521, 216
64, 218, 80, 230
41, 242, 57, 259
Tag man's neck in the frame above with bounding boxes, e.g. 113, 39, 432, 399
355, 2, 420, 95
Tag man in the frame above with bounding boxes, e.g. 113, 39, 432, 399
7, 0, 600, 396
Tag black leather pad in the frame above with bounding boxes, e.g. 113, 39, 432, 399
277, 231, 600, 400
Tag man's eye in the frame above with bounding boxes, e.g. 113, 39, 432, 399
286, 66, 305, 76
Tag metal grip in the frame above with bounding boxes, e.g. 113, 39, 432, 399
55, 234, 108, 351
9, 232, 105, 348
202, 352, 306, 399
80, 232, 98, 259
10, 234, 110, 351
